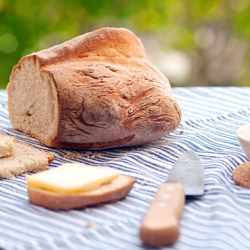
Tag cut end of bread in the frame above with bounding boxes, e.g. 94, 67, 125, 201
7, 58, 59, 147
28, 175, 136, 210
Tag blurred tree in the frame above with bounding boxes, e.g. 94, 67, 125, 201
0, 0, 250, 88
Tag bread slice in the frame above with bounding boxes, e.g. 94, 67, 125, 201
0, 136, 53, 179
0, 134, 15, 158
28, 175, 136, 210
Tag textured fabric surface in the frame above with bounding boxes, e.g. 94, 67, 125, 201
0, 87, 250, 250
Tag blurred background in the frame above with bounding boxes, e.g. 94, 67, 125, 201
0, 0, 250, 89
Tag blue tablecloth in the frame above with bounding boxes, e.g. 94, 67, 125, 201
1, 87, 250, 250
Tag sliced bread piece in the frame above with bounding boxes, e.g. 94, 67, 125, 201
28, 175, 136, 210
0, 137, 53, 179
0, 134, 15, 158
27, 163, 120, 194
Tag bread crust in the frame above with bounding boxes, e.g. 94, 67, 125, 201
8, 27, 181, 149
28, 175, 136, 210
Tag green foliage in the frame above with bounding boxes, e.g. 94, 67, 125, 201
1, 0, 250, 88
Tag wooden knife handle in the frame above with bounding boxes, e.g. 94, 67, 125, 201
140, 183, 185, 247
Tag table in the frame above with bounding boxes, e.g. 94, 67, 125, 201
1, 87, 250, 250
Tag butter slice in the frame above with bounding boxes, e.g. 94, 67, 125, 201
27, 163, 119, 194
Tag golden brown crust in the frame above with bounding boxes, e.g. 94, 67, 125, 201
28, 175, 136, 210
10, 27, 146, 77
8, 27, 181, 149
37, 27, 147, 66
232, 162, 250, 189
58, 135, 135, 150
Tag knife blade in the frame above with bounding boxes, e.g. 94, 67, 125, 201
140, 150, 204, 247
167, 150, 204, 195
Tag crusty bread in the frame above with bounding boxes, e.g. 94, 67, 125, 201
28, 175, 136, 210
0, 134, 15, 158
0, 135, 53, 179
8, 27, 181, 149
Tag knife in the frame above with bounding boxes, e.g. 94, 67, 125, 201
140, 150, 204, 247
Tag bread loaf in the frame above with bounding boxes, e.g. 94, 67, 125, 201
7, 27, 181, 149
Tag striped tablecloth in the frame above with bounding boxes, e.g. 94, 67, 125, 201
0, 87, 250, 250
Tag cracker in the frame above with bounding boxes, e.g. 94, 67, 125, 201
232, 162, 250, 189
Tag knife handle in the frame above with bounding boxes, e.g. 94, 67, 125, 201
140, 183, 185, 247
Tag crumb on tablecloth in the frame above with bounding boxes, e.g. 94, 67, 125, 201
85, 222, 96, 228
63, 151, 103, 160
